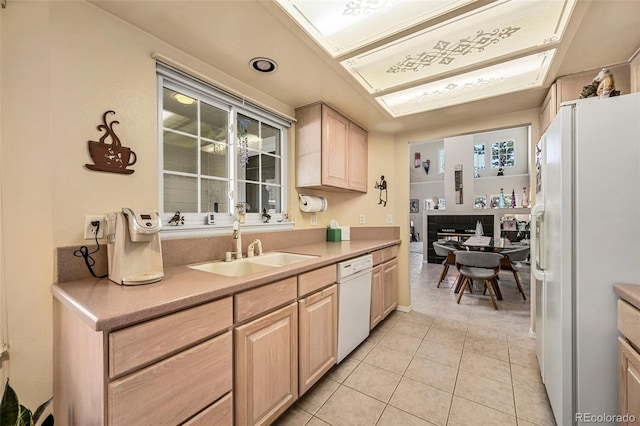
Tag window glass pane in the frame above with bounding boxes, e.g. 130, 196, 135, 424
163, 88, 197, 135
239, 182, 260, 214
491, 140, 516, 168
200, 101, 228, 142
238, 115, 260, 169
263, 185, 281, 213
237, 151, 259, 182
474, 144, 485, 170
164, 174, 197, 213
438, 149, 445, 174
261, 154, 280, 185
201, 178, 228, 213
262, 122, 280, 155
201, 141, 228, 178
164, 130, 197, 174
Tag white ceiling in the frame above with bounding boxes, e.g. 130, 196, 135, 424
89, 0, 640, 134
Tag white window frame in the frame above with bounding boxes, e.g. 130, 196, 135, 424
157, 64, 292, 237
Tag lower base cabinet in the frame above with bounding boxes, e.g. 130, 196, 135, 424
235, 302, 298, 426
298, 284, 338, 395
371, 257, 399, 329
382, 258, 399, 318
618, 337, 640, 425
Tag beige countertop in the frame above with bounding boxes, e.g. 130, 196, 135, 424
615, 283, 640, 311
52, 239, 400, 332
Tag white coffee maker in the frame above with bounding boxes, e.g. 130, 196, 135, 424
107, 208, 163, 285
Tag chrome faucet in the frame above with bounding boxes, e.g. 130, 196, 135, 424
232, 220, 242, 259
247, 239, 263, 257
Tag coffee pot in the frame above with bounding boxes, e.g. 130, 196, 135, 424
107, 208, 163, 285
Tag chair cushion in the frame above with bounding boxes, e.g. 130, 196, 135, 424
459, 266, 497, 280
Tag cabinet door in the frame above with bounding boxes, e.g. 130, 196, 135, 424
619, 337, 640, 425
321, 105, 349, 189
348, 123, 368, 192
299, 285, 338, 396
370, 265, 383, 329
235, 303, 298, 426
382, 258, 399, 319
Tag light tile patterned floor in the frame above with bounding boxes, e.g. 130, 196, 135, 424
275, 252, 557, 426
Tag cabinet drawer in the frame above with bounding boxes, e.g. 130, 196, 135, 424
109, 297, 232, 378
235, 277, 297, 322
381, 245, 399, 262
108, 331, 232, 426
371, 249, 383, 266
619, 300, 640, 348
298, 265, 336, 297
183, 392, 233, 426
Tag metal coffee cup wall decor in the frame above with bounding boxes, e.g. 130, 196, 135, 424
85, 110, 137, 174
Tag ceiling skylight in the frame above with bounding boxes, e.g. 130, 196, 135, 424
274, 0, 577, 116
376, 49, 556, 117
341, 0, 576, 93
274, 0, 476, 58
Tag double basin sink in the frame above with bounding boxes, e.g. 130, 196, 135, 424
189, 252, 318, 277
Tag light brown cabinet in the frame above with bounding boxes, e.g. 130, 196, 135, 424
382, 258, 399, 318
370, 264, 383, 329
618, 298, 640, 425
235, 302, 298, 426
370, 246, 399, 329
295, 102, 368, 192
298, 284, 338, 395
53, 297, 234, 426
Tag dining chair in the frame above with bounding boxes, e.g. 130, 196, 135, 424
499, 246, 529, 300
453, 250, 504, 309
432, 242, 456, 287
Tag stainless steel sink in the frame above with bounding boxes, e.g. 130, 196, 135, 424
188, 252, 318, 277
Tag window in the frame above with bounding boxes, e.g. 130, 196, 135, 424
473, 144, 485, 170
491, 140, 515, 169
438, 148, 445, 174
158, 64, 290, 229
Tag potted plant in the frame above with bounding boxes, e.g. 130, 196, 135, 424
0, 380, 53, 425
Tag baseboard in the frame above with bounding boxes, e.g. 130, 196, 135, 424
529, 328, 536, 339
396, 304, 413, 313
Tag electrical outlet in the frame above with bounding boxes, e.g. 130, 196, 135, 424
387, 214, 393, 224
359, 214, 365, 224
84, 215, 105, 240
310, 214, 317, 226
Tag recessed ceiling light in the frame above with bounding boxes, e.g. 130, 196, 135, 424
173, 93, 195, 105
250, 57, 278, 73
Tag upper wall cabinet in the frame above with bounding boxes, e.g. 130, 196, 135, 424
295, 102, 368, 193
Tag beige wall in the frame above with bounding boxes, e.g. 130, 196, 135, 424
1, 0, 406, 405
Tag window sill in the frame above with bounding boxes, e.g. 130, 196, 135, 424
160, 221, 295, 240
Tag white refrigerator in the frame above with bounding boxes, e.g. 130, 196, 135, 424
532, 93, 640, 425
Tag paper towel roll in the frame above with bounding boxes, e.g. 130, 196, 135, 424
299, 194, 327, 213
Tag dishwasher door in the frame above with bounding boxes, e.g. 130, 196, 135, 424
336, 266, 372, 363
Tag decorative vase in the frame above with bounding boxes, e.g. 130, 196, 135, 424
498, 188, 507, 208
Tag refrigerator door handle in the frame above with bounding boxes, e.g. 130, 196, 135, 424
531, 203, 546, 280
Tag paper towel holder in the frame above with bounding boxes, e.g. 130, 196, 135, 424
298, 193, 327, 213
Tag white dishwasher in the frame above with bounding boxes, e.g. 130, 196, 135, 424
336, 254, 373, 363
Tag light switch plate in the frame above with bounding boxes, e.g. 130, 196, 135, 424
359, 214, 365, 224
310, 214, 317, 225
387, 214, 393, 224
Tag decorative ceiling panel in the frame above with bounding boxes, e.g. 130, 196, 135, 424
376, 49, 556, 117
341, 0, 576, 93
273, 0, 476, 58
